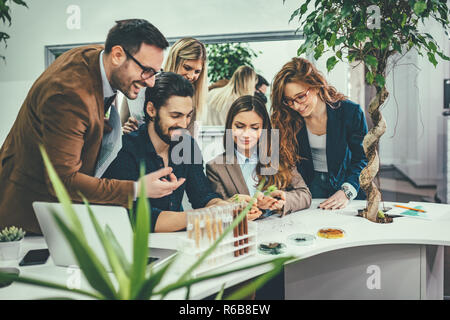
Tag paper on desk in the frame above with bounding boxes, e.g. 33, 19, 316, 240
385, 202, 450, 221
385, 205, 430, 220
407, 202, 450, 221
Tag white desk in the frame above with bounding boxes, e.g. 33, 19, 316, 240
1, 199, 449, 300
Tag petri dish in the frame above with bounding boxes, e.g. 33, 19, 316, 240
316, 227, 346, 239
258, 242, 286, 255
287, 233, 315, 246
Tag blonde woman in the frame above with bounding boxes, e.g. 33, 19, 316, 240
121, 37, 208, 135
203, 65, 256, 126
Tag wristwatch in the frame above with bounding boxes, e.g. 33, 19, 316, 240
341, 185, 354, 200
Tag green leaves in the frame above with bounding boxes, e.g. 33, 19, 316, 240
206, 43, 260, 83
51, 212, 118, 299
414, 1, 427, 15
366, 71, 386, 88
365, 55, 378, 70
286, 0, 449, 87
374, 74, 386, 88
366, 71, 374, 85
0, 226, 25, 242
427, 52, 438, 67
225, 257, 290, 300
0, 147, 293, 300
326, 56, 338, 72
130, 163, 151, 299
314, 41, 325, 60
0, 0, 28, 61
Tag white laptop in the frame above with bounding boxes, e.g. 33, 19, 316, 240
32, 202, 176, 272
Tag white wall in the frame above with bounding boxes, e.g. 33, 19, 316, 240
0, 0, 304, 143
2, 0, 448, 188
379, 18, 450, 186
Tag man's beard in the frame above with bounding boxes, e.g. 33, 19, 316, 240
110, 63, 142, 100
154, 113, 184, 146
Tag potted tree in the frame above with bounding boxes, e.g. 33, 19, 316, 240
206, 42, 260, 83
288, 0, 449, 222
1, 0, 28, 62
0, 226, 26, 260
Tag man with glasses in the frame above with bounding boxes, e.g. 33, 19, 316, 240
0, 19, 185, 235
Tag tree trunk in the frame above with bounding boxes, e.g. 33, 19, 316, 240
359, 86, 388, 222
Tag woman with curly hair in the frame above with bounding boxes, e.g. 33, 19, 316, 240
270, 57, 368, 210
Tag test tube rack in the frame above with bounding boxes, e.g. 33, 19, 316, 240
174, 221, 257, 277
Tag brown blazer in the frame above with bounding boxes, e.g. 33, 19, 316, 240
0, 45, 134, 234
206, 153, 312, 215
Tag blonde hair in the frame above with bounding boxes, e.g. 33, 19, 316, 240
208, 65, 256, 113
164, 37, 208, 117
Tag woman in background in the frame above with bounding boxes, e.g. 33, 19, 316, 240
121, 37, 208, 135
206, 95, 311, 218
203, 65, 256, 126
270, 57, 368, 210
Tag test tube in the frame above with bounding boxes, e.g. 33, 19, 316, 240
211, 208, 218, 242
194, 211, 200, 250
233, 204, 241, 257
205, 208, 213, 247
186, 210, 194, 241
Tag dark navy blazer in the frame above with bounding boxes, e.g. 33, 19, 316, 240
296, 100, 368, 198
103, 124, 220, 232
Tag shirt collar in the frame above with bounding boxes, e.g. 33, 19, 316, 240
137, 124, 157, 156
235, 148, 258, 164
99, 50, 117, 99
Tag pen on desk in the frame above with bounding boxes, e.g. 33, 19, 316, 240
232, 208, 239, 257
243, 214, 249, 254
394, 205, 426, 213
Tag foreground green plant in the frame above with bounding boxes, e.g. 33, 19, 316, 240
0, 146, 293, 300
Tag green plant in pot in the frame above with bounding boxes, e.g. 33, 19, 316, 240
0, 226, 26, 260
0, 0, 28, 62
288, 0, 449, 222
206, 42, 261, 83
0, 146, 292, 300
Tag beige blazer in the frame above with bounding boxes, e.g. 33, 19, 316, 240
206, 153, 312, 215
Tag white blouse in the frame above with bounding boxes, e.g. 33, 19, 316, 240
306, 127, 328, 173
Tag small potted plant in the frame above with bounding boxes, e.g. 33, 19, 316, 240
0, 226, 26, 260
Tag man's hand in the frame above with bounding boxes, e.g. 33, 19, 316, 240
122, 116, 139, 134
319, 190, 349, 210
206, 198, 229, 207
137, 167, 185, 198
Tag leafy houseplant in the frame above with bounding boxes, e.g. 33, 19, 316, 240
0, 226, 26, 260
288, 0, 450, 222
0, 0, 28, 62
0, 146, 292, 300
206, 42, 261, 83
